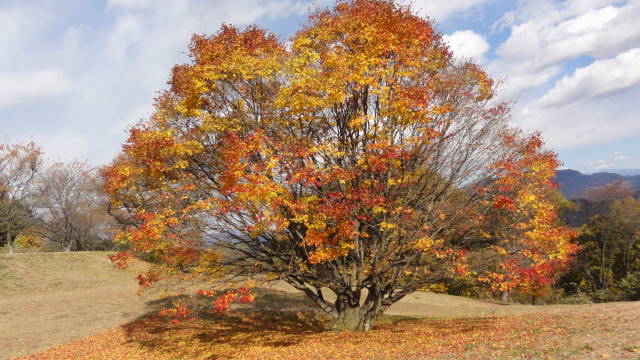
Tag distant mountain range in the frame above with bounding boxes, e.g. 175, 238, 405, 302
556, 169, 640, 199
590, 169, 640, 176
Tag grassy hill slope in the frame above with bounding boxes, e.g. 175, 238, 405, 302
0, 252, 156, 359
2, 252, 639, 360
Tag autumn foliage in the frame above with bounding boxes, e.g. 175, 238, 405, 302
476, 134, 578, 302
104, 0, 576, 330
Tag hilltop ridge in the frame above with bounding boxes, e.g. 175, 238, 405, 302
556, 169, 640, 199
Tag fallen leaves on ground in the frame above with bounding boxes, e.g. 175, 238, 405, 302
16, 302, 640, 360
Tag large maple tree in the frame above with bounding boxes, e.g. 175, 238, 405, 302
104, 0, 576, 330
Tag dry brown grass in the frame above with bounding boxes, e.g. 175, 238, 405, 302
2, 252, 639, 360
14, 302, 640, 360
0, 252, 160, 359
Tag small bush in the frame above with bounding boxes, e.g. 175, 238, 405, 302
558, 292, 592, 305
444, 278, 482, 298
14, 233, 44, 251
590, 289, 619, 303
618, 272, 640, 301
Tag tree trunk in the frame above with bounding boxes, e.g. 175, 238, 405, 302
6, 221, 13, 254
332, 291, 379, 331
333, 304, 377, 331
63, 233, 72, 252
287, 280, 391, 332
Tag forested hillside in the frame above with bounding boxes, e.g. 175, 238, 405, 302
556, 169, 640, 199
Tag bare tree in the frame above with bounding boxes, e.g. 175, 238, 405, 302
35, 160, 116, 251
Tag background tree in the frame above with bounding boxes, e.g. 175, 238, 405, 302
558, 180, 633, 228
581, 180, 634, 203
558, 193, 640, 301
0, 199, 35, 251
475, 134, 578, 304
105, 0, 576, 330
0, 142, 42, 254
35, 160, 117, 251
609, 196, 640, 276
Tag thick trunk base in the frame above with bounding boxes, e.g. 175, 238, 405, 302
333, 306, 375, 331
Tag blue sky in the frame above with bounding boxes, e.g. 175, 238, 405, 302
1, 0, 638, 172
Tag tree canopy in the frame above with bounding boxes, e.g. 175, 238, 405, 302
104, 0, 577, 331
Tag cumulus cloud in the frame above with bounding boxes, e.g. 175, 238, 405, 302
2, 0, 640, 167
491, 0, 640, 100
514, 85, 640, 149
0, 70, 74, 108
538, 47, 640, 107
487, 0, 640, 152
497, 4, 628, 62
403, 0, 494, 21
443, 30, 489, 63
0, 4, 71, 109
584, 152, 631, 172
0, 0, 315, 164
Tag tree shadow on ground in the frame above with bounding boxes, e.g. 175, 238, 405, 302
121, 288, 501, 359
122, 311, 329, 359
121, 288, 330, 359
142, 287, 321, 313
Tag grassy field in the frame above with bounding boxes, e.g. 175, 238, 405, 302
1, 252, 639, 359
0, 252, 160, 359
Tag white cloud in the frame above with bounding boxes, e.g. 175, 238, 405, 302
484, 0, 640, 153
0, 69, 74, 108
514, 86, 640, 149
495, 66, 561, 100
0, 4, 50, 66
584, 152, 631, 172
443, 30, 489, 63
538, 47, 640, 107
107, 0, 153, 9
612, 152, 628, 162
0, 6, 30, 49
402, 0, 494, 22
1, 0, 315, 165
491, 0, 640, 100
3, 0, 640, 168
35, 132, 93, 163
97, 0, 310, 91
106, 14, 144, 60
497, 3, 637, 64
585, 159, 615, 171
0, 4, 69, 109
110, 104, 154, 136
